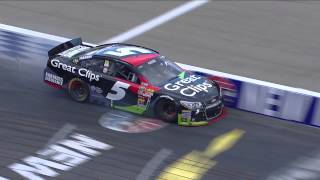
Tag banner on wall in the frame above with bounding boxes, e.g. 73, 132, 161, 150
179, 63, 320, 127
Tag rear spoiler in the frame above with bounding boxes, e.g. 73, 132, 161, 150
48, 38, 90, 57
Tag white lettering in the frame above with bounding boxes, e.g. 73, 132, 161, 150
9, 157, 69, 180
106, 81, 130, 101
103, 46, 152, 57
58, 133, 112, 156
78, 68, 87, 77
164, 83, 180, 91
45, 72, 63, 85
50, 59, 76, 73
58, 45, 90, 58
189, 85, 199, 92
38, 144, 89, 167
180, 87, 196, 97
51, 59, 100, 82
7, 133, 113, 180
196, 84, 209, 92
164, 76, 212, 97
78, 68, 100, 82
51, 59, 59, 67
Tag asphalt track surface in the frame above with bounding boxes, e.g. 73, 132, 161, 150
0, 1, 320, 180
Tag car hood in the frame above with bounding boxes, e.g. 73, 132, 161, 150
159, 74, 219, 102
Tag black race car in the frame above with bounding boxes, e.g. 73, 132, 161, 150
44, 38, 224, 126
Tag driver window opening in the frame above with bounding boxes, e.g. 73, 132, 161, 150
109, 62, 140, 84
80, 59, 104, 72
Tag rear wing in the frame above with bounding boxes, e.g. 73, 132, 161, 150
48, 38, 92, 57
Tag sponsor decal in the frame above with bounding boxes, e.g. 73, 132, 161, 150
138, 97, 146, 104
138, 86, 146, 95
78, 68, 100, 81
145, 89, 154, 97
138, 85, 154, 98
98, 46, 153, 57
51, 59, 100, 81
178, 71, 186, 79
3, 133, 112, 180
181, 110, 191, 119
58, 45, 90, 58
51, 59, 76, 73
137, 97, 149, 108
106, 81, 130, 101
199, 73, 239, 107
137, 83, 154, 108
78, 55, 92, 60
99, 111, 167, 133
90, 86, 103, 94
164, 75, 212, 97
103, 60, 110, 74
44, 72, 63, 85
72, 58, 79, 64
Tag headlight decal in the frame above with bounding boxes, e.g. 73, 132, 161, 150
180, 101, 202, 110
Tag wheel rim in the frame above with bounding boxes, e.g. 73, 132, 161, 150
70, 81, 86, 100
163, 101, 176, 117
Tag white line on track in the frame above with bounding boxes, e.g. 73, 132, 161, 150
100, 0, 209, 44
0, 23, 69, 42
136, 149, 172, 180
266, 150, 320, 180
0, 23, 96, 46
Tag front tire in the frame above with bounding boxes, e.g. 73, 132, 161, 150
68, 78, 89, 102
155, 99, 177, 123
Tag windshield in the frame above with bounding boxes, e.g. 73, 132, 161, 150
137, 56, 184, 86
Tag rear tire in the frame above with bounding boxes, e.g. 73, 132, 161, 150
155, 99, 177, 123
68, 78, 89, 102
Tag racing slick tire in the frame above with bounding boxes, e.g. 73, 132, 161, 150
68, 78, 90, 102
155, 99, 177, 123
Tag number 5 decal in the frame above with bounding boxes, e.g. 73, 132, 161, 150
106, 81, 130, 100
104, 46, 152, 57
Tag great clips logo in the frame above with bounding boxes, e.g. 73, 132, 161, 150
51, 59, 100, 81
164, 75, 212, 97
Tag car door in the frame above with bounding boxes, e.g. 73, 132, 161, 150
105, 61, 155, 114
80, 58, 153, 114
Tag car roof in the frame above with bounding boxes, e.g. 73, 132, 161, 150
90, 43, 159, 67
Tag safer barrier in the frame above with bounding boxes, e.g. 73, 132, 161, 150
178, 63, 320, 127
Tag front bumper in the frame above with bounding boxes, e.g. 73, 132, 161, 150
177, 101, 224, 126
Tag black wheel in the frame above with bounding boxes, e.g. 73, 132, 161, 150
155, 99, 177, 123
68, 78, 89, 102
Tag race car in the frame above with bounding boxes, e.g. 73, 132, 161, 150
44, 38, 224, 126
